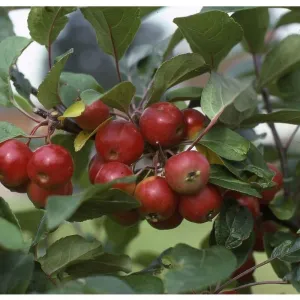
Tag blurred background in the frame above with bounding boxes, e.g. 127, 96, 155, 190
1, 7, 300, 294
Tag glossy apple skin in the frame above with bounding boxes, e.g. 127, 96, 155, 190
95, 120, 144, 165
27, 144, 74, 189
253, 221, 278, 252
165, 151, 210, 195
148, 210, 183, 230
27, 181, 73, 208
261, 163, 283, 204
75, 100, 110, 131
110, 210, 140, 226
88, 154, 105, 184
224, 191, 260, 219
134, 176, 178, 222
182, 108, 206, 139
179, 184, 222, 223
0, 139, 33, 187
139, 102, 186, 147
94, 161, 135, 194
231, 254, 255, 282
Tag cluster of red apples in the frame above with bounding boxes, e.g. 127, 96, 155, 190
0, 99, 283, 238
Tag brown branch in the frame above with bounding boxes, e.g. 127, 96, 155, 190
252, 54, 289, 201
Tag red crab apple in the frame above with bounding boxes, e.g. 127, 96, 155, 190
134, 176, 178, 222
27, 144, 74, 189
0, 139, 32, 187
147, 210, 183, 230
94, 161, 135, 194
88, 154, 105, 184
110, 210, 140, 226
95, 120, 144, 165
231, 253, 256, 282
139, 102, 186, 147
75, 99, 109, 131
261, 163, 283, 204
165, 150, 210, 195
253, 220, 279, 252
179, 184, 222, 223
182, 108, 206, 139
27, 181, 73, 208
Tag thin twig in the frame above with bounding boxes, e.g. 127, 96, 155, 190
219, 280, 288, 294
284, 125, 300, 152
252, 54, 289, 201
215, 257, 275, 294
110, 111, 129, 120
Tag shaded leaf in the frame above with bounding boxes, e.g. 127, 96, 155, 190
275, 10, 300, 29
80, 81, 135, 113
0, 36, 31, 107
284, 264, 300, 292
269, 192, 297, 220
147, 53, 209, 106
160, 243, 236, 294
121, 275, 164, 294
45, 176, 139, 230
196, 144, 224, 165
215, 200, 253, 249
10, 68, 33, 100
80, 7, 141, 60
28, 7, 76, 46
0, 197, 20, 229
0, 122, 26, 143
232, 8, 269, 53
164, 86, 202, 102
31, 213, 48, 248
0, 8, 15, 42
49, 275, 135, 294
277, 238, 300, 263
199, 127, 250, 161
201, 7, 253, 13
259, 35, 300, 88
37, 49, 73, 109
174, 11, 243, 68
0, 251, 34, 294
162, 28, 183, 61
209, 165, 261, 198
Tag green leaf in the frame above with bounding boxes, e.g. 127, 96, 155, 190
269, 192, 297, 221
264, 233, 291, 279
61, 100, 85, 118
214, 200, 253, 249
37, 49, 73, 109
277, 69, 300, 100
242, 109, 300, 126
162, 28, 183, 61
201, 7, 254, 13
28, 7, 76, 46
0, 36, 31, 107
199, 127, 250, 161
80, 7, 141, 60
31, 214, 48, 248
160, 243, 236, 294
276, 238, 300, 263
46, 177, 139, 230
14, 209, 44, 236
80, 81, 135, 113
209, 165, 261, 198
174, 11, 243, 68
284, 264, 300, 292
51, 133, 93, 184
0, 197, 21, 229
40, 235, 131, 278
10, 68, 33, 101
0, 8, 15, 42
147, 53, 209, 106
201, 72, 252, 122
0, 121, 26, 143
121, 275, 164, 294
59, 72, 104, 108
49, 275, 135, 294
232, 8, 269, 53
258, 35, 300, 88
104, 216, 140, 254
275, 10, 300, 29
13, 94, 33, 113
164, 86, 202, 102
0, 251, 34, 294
0, 217, 25, 250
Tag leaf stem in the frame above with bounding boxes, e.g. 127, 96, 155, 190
252, 54, 289, 202
284, 125, 300, 152
215, 257, 275, 294
218, 280, 288, 294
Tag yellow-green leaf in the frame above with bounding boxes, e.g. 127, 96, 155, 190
60, 100, 85, 120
